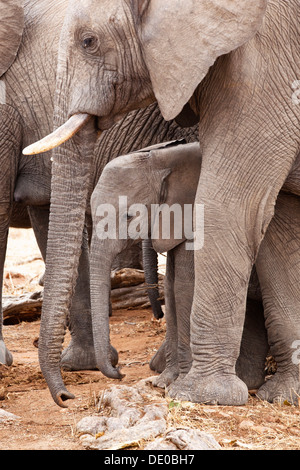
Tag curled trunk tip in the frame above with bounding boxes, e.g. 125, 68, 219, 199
54, 389, 76, 408
100, 364, 125, 380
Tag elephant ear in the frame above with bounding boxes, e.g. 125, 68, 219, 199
0, 0, 24, 78
150, 142, 201, 253
132, 0, 267, 121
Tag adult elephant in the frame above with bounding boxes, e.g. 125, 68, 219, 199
25, 0, 300, 406
0, 0, 197, 369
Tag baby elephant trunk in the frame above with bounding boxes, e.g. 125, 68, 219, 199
90, 237, 124, 380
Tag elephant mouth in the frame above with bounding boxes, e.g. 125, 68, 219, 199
22, 113, 97, 156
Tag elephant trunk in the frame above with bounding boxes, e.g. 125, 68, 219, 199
142, 239, 164, 319
38, 117, 96, 407
90, 237, 124, 380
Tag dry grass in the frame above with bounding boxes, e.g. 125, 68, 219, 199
165, 395, 300, 450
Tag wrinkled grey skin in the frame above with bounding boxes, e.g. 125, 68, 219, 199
36, 0, 300, 406
89, 142, 290, 392
0, 0, 55, 366
1, 1, 198, 403
0, 0, 198, 372
89, 142, 201, 382
142, 239, 164, 320
1, 204, 36, 363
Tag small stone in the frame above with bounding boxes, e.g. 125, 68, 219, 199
238, 420, 255, 430
76, 416, 107, 436
145, 428, 221, 450
0, 409, 20, 422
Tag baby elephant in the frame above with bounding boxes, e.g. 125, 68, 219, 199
89, 141, 270, 392
89, 141, 201, 383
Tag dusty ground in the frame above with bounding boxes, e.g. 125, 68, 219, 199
1, 228, 300, 450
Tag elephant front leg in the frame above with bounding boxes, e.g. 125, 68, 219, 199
0, 203, 13, 366
0, 111, 20, 366
255, 192, 300, 405
0, 224, 13, 366
151, 251, 180, 388
168, 153, 294, 405
168, 202, 252, 405
60, 227, 98, 371
172, 244, 194, 378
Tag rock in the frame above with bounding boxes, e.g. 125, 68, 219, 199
76, 383, 221, 451
76, 416, 107, 436
144, 428, 221, 450
76, 385, 168, 450
238, 419, 255, 430
0, 409, 20, 422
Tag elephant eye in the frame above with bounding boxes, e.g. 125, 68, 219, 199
81, 35, 98, 52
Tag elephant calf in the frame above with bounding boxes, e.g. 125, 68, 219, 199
89, 141, 270, 392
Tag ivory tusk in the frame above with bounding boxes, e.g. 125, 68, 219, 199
22, 113, 92, 155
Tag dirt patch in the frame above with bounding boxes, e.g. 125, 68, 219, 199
1, 229, 300, 450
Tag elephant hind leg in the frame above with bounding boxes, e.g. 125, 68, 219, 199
255, 192, 300, 405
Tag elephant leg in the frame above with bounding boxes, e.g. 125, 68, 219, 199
173, 244, 194, 378
255, 192, 300, 405
27, 205, 48, 286
149, 340, 166, 374
0, 167, 11, 365
27, 205, 49, 261
0, 219, 13, 366
168, 115, 297, 405
60, 225, 118, 371
60, 226, 98, 371
28, 206, 99, 371
151, 251, 179, 387
143, 239, 164, 320
167, 193, 272, 405
236, 297, 268, 390
0, 107, 21, 366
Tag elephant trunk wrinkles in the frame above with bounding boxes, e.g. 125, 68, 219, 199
38, 119, 96, 407
90, 240, 124, 379
142, 239, 164, 319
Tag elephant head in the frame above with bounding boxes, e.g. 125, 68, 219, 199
24, 0, 267, 154
89, 141, 201, 378
22, 0, 266, 406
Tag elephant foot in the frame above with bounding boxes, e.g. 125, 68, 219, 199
149, 341, 166, 374
0, 340, 13, 366
236, 361, 266, 390
61, 341, 118, 372
151, 366, 179, 389
167, 368, 249, 406
256, 373, 300, 405
61, 342, 97, 371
